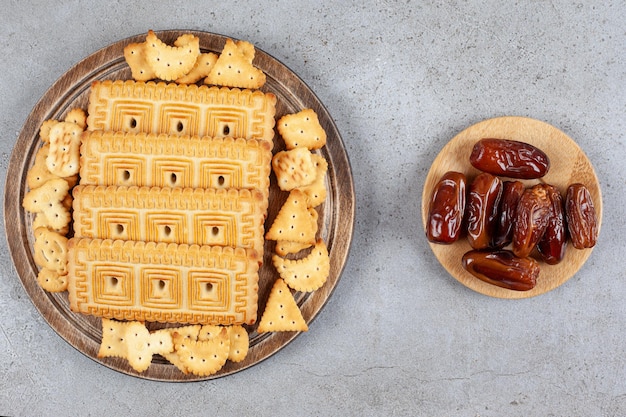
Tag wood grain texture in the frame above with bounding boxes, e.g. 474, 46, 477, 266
421, 116, 602, 299
4, 30, 355, 381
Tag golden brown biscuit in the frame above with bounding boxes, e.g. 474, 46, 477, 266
79, 131, 271, 198
67, 239, 260, 326
86, 80, 276, 144
72, 185, 267, 254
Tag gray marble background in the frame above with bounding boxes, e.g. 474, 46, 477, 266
1, 1, 624, 416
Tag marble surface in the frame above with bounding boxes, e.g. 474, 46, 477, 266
1, 1, 625, 415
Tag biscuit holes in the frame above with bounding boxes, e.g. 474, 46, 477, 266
170, 173, 178, 185
164, 225, 172, 236
109, 276, 119, 287
211, 226, 220, 236
115, 224, 125, 235
123, 170, 131, 181
217, 175, 225, 186
222, 125, 230, 136
176, 121, 184, 133
205, 283, 213, 292
129, 118, 137, 129
158, 280, 166, 290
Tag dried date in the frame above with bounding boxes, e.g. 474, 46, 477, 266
466, 172, 502, 249
537, 184, 567, 264
492, 180, 524, 248
512, 184, 550, 258
426, 171, 467, 244
470, 138, 550, 179
462, 249, 540, 291
565, 183, 598, 249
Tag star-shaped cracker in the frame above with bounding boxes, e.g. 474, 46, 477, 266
257, 278, 308, 333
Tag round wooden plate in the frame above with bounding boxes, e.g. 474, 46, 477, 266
4, 30, 355, 380
421, 116, 602, 299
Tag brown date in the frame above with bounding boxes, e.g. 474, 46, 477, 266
426, 171, 467, 244
462, 249, 540, 291
537, 184, 567, 264
466, 172, 502, 249
492, 180, 524, 248
469, 138, 550, 179
565, 183, 598, 249
512, 184, 550, 258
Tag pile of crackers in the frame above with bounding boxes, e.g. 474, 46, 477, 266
22, 31, 331, 377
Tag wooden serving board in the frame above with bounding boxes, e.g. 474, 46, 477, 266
421, 116, 602, 299
4, 30, 355, 381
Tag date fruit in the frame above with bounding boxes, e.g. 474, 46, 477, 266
565, 183, 598, 249
512, 184, 550, 258
492, 180, 525, 248
462, 249, 540, 291
537, 184, 567, 264
466, 172, 502, 249
426, 171, 467, 244
469, 138, 550, 179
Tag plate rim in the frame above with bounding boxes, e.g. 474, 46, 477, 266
4, 29, 355, 381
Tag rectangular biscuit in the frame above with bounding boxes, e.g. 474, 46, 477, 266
67, 238, 259, 326
79, 131, 271, 198
72, 185, 267, 255
86, 80, 276, 145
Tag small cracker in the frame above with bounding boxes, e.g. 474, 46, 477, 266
39, 120, 59, 143
27, 145, 79, 191
272, 147, 317, 191
227, 325, 249, 363
36, 268, 68, 292
124, 321, 153, 372
27, 145, 57, 189
161, 325, 201, 372
204, 38, 266, 89
265, 189, 317, 244
174, 327, 230, 377
124, 42, 156, 81
22, 178, 71, 230
98, 318, 129, 359
145, 30, 200, 81
273, 239, 330, 292
33, 227, 68, 274
257, 278, 308, 333
33, 212, 69, 236
148, 329, 175, 357
46, 121, 82, 177
300, 154, 328, 207
275, 240, 313, 257
278, 109, 327, 150
176, 52, 218, 84
64, 108, 87, 129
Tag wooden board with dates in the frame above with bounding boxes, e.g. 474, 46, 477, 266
422, 116, 602, 299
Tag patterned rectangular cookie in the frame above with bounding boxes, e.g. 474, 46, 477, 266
72, 185, 267, 255
67, 238, 259, 325
79, 131, 271, 198
86, 80, 276, 145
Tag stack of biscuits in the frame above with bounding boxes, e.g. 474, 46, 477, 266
67, 67, 277, 326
